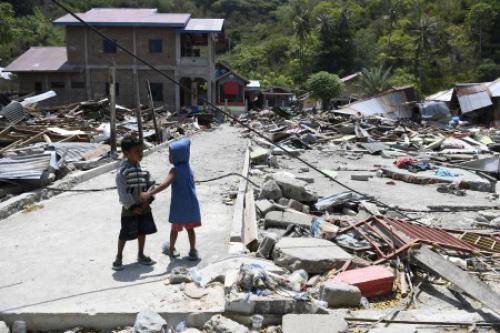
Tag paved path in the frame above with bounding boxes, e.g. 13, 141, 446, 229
0, 125, 246, 328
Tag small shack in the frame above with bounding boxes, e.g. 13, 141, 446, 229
262, 87, 294, 109
215, 63, 249, 115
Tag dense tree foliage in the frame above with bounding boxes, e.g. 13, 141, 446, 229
0, 0, 499, 96
306, 71, 343, 110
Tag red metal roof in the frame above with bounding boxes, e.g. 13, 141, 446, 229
4, 47, 78, 73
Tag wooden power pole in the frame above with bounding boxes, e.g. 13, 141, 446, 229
134, 72, 144, 143
109, 65, 117, 157
145, 80, 162, 144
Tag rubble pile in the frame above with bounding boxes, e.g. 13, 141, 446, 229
196, 107, 500, 332
0, 95, 201, 201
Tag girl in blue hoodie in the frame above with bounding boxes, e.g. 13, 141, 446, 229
142, 138, 201, 260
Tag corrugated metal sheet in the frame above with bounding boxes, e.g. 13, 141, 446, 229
0, 101, 26, 123
4, 47, 76, 73
54, 8, 191, 27
0, 152, 56, 180
426, 88, 453, 102
46, 143, 103, 163
182, 18, 224, 32
458, 91, 493, 113
340, 87, 415, 119
489, 79, 500, 98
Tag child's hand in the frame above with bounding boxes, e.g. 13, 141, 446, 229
140, 192, 152, 202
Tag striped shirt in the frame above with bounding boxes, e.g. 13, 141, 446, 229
116, 159, 154, 210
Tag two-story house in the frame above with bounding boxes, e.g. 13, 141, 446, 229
5, 8, 224, 111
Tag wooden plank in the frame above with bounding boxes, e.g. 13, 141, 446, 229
229, 144, 250, 242
243, 185, 258, 251
109, 66, 117, 155
145, 80, 162, 144
81, 144, 111, 161
413, 245, 500, 316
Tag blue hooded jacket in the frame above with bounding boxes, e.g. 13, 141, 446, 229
169, 138, 201, 224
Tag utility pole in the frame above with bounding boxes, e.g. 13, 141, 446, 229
109, 65, 117, 157
134, 72, 144, 143
145, 80, 162, 144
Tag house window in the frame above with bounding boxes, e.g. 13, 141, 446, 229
34, 82, 42, 93
103, 39, 117, 53
149, 39, 163, 53
149, 83, 163, 102
105, 82, 120, 97
71, 81, 85, 89
51, 82, 65, 89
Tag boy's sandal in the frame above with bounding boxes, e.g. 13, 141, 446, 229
137, 255, 156, 265
112, 258, 124, 271
163, 248, 180, 258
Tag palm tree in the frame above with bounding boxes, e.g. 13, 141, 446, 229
290, 0, 312, 86
410, 2, 438, 83
358, 66, 392, 96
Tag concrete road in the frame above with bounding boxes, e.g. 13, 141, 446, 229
0, 125, 247, 328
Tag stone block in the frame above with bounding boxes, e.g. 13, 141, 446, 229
225, 292, 313, 315
351, 174, 371, 181
257, 232, 280, 259
282, 314, 349, 333
270, 172, 317, 202
273, 237, 352, 274
264, 211, 313, 229
134, 309, 168, 333
259, 180, 282, 201
255, 199, 280, 215
320, 282, 361, 307
287, 199, 306, 212
250, 148, 270, 164
203, 314, 249, 333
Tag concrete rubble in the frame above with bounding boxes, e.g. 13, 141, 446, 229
0, 95, 205, 203
133, 309, 167, 333
214, 104, 500, 332
202, 314, 249, 333
320, 281, 362, 307
2, 85, 500, 333
282, 314, 349, 333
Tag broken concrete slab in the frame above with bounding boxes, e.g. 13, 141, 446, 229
255, 199, 281, 215
257, 232, 280, 259
259, 180, 282, 201
287, 199, 307, 212
250, 147, 270, 164
282, 314, 349, 333
269, 172, 317, 202
320, 282, 361, 307
272, 237, 352, 274
382, 164, 495, 193
351, 174, 372, 181
412, 245, 500, 316
203, 314, 249, 333
264, 211, 313, 229
134, 309, 168, 333
225, 292, 313, 315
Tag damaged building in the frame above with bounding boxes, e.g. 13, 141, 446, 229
5, 8, 225, 112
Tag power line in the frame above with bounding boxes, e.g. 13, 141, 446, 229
50, 0, 417, 220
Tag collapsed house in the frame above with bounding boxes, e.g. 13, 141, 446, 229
337, 85, 418, 120
426, 78, 500, 126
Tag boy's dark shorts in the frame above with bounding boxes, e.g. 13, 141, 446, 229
119, 211, 157, 241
